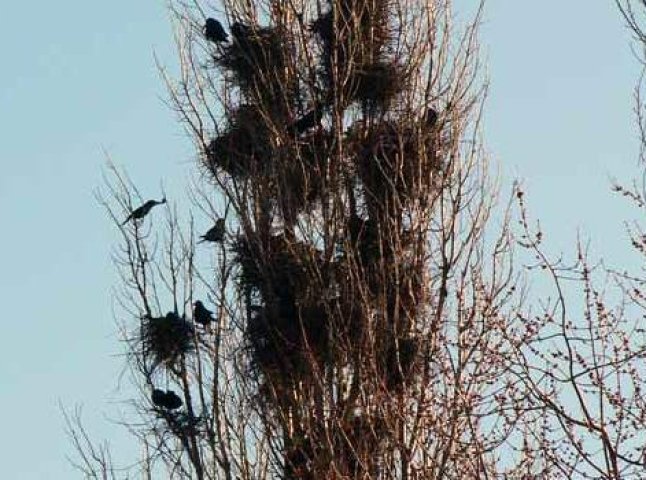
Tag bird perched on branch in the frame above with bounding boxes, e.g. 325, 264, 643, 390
199, 218, 226, 243
122, 198, 166, 225
193, 300, 215, 327
204, 18, 228, 43
151, 388, 183, 410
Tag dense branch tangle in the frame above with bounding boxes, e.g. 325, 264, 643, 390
167, 0, 502, 477
71, 1, 646, 478
99, 0, 524, 478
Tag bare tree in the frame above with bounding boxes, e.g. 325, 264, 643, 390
69, 0, 646, 479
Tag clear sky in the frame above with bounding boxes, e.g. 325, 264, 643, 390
0, 1, 639, 477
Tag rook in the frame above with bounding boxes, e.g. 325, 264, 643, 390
204, 18, 228, 43
199, 218, 226, 243
122, 198, 166, 225
194, 300, 215, 327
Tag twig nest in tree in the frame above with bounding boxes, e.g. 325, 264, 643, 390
313, 0, 392, 100
215, 23, 293, 105
246, 300, 329, 381
348, 61, 404, 109
234, 234, 330, 381
140, 312, 195, 370
354, 120, 443, 212
206, 105, 272, 178
233, 233, 324, 301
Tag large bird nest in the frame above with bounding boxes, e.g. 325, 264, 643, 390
246, 300, 329, 380
233, 233, 323, 301
347, 61, 404, 109
216, 24, 293, 107
139, 312, 195, 371
233, 234, 330, 380
354, 120, 443, 213
205, 104, 273, 178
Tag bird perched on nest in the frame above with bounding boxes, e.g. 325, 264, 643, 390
151, 388, 183, 410
193, 300, 215, 327
122, 198, 166, 225
199, 218, 226, 243
204, 18, 228, 43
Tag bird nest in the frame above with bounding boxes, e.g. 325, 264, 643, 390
233, 233, 323, 301
348, 61, 404, 109
205, 104, 272, 178
246, 300, 329, 380
354, 120, 442, 212
139, 312, 195, 371
312, 0, 393, 100
216, 24, 292, 104
233, 234, 331, 379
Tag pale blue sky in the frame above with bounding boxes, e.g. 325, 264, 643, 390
0, 1, 639, 477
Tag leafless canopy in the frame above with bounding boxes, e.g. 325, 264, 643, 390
68, 0, 646, 479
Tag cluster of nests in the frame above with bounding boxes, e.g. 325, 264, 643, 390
206, 104, 443, 228
202, 0, 414, 176
204, 0, 403, 109
200, 0, 439, 398
233, 220, 424, 393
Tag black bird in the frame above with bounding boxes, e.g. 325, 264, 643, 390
122, 198, 166, 225
152, 389, 168, 408
426, 108, 438, 128
198, 218, 226, 243
290, 107, 324, 135
151, 388, 183, 410
163, 390, 183, 410
193, 300, 215, 327
204, 18, 228, 43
